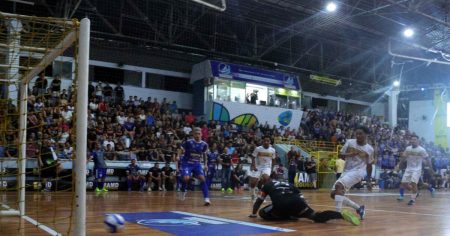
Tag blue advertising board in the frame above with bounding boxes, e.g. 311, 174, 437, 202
210, 60, 300, 90
120, 211, 295, 235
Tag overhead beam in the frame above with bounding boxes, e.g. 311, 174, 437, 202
125, 0, 167, 41
84, 0, 119, 34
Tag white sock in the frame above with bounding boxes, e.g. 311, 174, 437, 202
335, 195, 344, 212
411, 192, 418, 201
342, 196, 360, 210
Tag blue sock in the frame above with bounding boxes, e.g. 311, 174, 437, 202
400, 188, 404, 197
127, 179, 132, 189
428, 186, 434, 192
176, 177, 182, 189
201, 180, 209, 198
139, 180, 144, 189
93, 179, 98, 189
98, 181, 104, 189
181, 181, 187, 192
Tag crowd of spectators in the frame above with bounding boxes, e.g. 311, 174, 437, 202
1, 73, 450, 191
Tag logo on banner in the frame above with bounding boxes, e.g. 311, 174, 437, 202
137, 219, 201, 227
218, 63, 231, 75
283, 75, 295, 88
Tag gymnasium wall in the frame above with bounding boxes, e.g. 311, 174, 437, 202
408, 99, 450, 148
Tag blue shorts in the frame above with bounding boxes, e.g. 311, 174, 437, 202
181, 163, 204, 178
94, 168, 107, 179
207, 167, 216, 176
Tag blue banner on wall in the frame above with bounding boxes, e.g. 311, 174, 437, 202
120, 211, 294, 236
210, 60, 300, 90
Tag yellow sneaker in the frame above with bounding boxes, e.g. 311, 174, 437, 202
341, 209, 360, 226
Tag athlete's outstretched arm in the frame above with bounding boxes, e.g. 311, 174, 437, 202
249, 197, 264, 217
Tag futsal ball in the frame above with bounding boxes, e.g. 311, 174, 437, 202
104, 214, 125, 233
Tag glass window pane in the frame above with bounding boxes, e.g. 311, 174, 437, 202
146, 73, 164, 89
230, 81, 245, 103
93, 66, 124, 84
53, 61, 72, 79
215, 79, 230, 101
124, 70, 142, 87
246, 83, 267, 105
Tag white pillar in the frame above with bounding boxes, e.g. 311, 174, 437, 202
337, 99, 341, 112
74, 18, 90, 236
5, 19, 22, 103
388, 89, 400, 128
141, 71, 146, 88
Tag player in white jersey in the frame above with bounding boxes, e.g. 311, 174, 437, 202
395, 135, 435, 205
249, 136, 276, 200
330, 126, 374, 220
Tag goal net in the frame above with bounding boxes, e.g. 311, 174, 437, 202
0, 12, 89, 236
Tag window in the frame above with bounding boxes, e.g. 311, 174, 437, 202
246, 83, 267, 105
163, 76, 191, 93
215, 79, 230, 101
124, 70, 141, 87
146, 73, 164, 89
146, 73, 192, 93
53, 61, 72, 79
230, 81, 245, 103
93, 66, 124, 85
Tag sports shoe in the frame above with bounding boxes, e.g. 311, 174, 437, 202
204, 198, 211, 206
147, 187, 152, 192
95, 187, 101, 193
397, 196, 404, 201
221, 188, 225, 193
356, 205, 365, 220
102, 188, 108, 192
430, 188, 436, 198
226, 188, 233, 193
180, 191, 187, 201
341, 209, 361, 226
407, 200, 415, 205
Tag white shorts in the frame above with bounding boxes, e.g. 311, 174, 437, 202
332, 170, 366, 192
401, 170, 421, 184
248, 167, 271, 179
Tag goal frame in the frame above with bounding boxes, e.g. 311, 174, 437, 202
0, 12, 90, 236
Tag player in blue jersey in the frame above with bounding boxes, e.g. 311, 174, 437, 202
206, 143, 219, 189
89, 143, 108, 192
178, 127, 211, 206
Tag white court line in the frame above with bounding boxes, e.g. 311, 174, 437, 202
1, 203, 62, 236
308, 204, 450, 217
346, 192, 450, 197
172, 211, 295, 232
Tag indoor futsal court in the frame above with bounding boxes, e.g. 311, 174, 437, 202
2, 189, 450, 235
2, 0, 450, 236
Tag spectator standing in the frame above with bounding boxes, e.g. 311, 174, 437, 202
306, 157, 317, 189
287, 146, 300, 184
185, 112, 195, 125
114, 83, 124, 103
220, 147, 233, 193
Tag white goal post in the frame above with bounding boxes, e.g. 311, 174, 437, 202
0, 12, 90, 236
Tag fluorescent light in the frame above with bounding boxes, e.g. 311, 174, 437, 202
326, 2, 337, 12
403, 28, 414, 38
